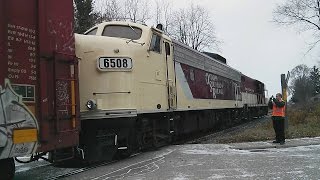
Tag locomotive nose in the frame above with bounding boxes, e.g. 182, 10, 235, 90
75, 34, 136, 116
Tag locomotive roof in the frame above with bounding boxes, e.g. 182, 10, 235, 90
85, 21, 151, 34
85, 21, 171, 41
172, 40, 242, 82
202, 52, 227, 64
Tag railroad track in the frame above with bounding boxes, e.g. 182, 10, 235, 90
46, 160, 118, 180
22, 116, 269, 179
46, 152, 143, 180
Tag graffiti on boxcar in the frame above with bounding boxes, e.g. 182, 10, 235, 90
56, 80, 70, 117
56, 80, 70, 106
0, 79, 38, 159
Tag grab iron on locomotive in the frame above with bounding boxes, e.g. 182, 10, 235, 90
0, 0, 268, 178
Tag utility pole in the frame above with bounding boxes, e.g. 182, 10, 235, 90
281, 71, 290, 129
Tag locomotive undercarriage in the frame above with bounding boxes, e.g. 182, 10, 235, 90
52, 106, 267, 164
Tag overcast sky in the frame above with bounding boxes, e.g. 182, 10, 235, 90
95, 0, 319, 97
168, 0, 320, 97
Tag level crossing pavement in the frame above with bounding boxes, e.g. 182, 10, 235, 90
64, 137, 320, 180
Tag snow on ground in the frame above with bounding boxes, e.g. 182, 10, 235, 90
15, 139, 320, 179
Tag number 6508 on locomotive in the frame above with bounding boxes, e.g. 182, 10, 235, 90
74, 21, 268, 162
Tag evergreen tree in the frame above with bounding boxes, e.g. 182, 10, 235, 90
74, 0, 96, 34
309, 66, 320, 96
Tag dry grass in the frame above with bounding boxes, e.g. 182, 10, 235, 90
215, 103, 320, 143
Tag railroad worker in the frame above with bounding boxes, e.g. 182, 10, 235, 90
268, 93, 286, 145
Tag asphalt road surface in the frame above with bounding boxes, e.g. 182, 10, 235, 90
15, 137, 320, 180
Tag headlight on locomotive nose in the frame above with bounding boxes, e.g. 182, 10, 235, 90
86, 99, 97, 110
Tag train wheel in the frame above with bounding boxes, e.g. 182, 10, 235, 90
0, 158, 15, 180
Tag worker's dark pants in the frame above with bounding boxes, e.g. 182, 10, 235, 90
272, 116, 285, 142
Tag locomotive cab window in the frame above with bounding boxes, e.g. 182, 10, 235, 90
102, 25, 142, 40
85, 28, 98, 35
150, 33, 161, 53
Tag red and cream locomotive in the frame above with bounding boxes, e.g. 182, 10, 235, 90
75, 21, 268, 162
0, 1, 267, 178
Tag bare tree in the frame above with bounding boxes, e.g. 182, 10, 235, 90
154, 0, 162, 24
95, 0, 123, 23
92, 1, 219, 51
289, 64, 313, 102
94, 0, 150, 23
273, 0, 320, 50
171, 9, 188, 44
124, 0, 150, 23
169, 4, 220, 51
153, 0, 173, 33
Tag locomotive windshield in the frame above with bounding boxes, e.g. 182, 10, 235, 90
102, 25, 142, 40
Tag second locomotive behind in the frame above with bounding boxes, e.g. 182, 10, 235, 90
74, 21, 268, 162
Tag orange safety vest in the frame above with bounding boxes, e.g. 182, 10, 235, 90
272, 103, 285, 117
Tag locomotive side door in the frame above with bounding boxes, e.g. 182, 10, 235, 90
163, 40, 177, 110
